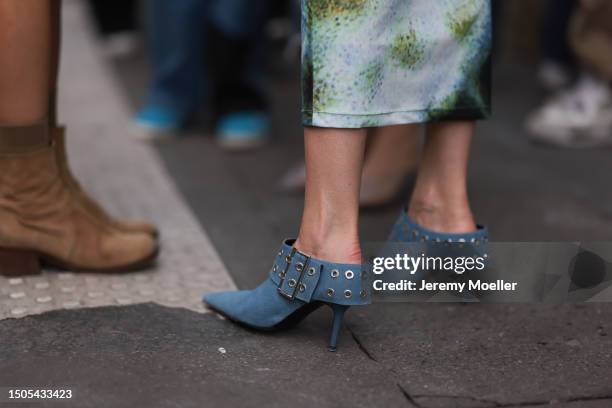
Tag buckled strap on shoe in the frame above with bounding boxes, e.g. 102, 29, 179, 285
269, 239, 371, 306
0, 121, 50, 154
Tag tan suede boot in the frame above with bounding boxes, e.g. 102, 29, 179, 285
0, 122, 158, 275
52, 126, 159, 237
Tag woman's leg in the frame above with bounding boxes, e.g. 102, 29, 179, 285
407, 121, 477, 233
294, 127, 367, 264
360, 124, 419, 206
363, 125, 419, 178
203, 126, 368, 349
0, 0, 50, 124
142, 0, 207, 118
0, 0, 157, 274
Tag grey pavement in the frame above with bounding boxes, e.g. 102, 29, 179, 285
2, 1, 612, 408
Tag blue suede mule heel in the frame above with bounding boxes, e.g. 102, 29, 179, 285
386, 210, 490, 301
203, 239, 370, 351
388, 209, 488, 244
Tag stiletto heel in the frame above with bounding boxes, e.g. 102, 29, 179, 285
204, 239, 370, 350
0, 247, 41, 276
328, 304, 349, 352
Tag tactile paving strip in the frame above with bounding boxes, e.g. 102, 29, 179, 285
0, 1, 235, 320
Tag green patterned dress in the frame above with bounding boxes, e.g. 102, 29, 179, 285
302, 0, 492, 128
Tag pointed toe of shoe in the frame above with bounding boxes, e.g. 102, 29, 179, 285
203, 289, 260, 324
203, 290, 244, 314
203, 279, 304, 329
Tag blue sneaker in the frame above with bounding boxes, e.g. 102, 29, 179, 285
216, 111, 270, 150
132, 105, 187, 140
204, 239, 370, 351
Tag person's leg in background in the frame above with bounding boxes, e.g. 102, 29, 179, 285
87, 0, 138, 58
134, 0, 207, 137
0, 0, 157, 275
359, 125, 419, 208
209, 0, 271, 150
538, 0, 577, 90
526, 0, 612, 148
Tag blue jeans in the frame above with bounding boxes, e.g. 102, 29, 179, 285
541, 0, 576, 65
145, 0, 269, 115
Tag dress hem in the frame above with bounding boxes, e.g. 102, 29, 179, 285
302, 107, 489, 128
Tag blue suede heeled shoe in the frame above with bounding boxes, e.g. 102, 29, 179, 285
203, 239, 370, 351
388, 209, 488, 244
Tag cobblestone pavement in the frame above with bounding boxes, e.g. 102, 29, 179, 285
0, 1, 235, 320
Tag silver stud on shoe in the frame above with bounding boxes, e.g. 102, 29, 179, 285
295, 262, 304, 272
288, 279, 297, 288
331, 269, 339, 278
344, 290, 352, 299
307, 267, 316, 276
345, 270, 354, 279
298, 283, 306, 292
327, 288, 335, 297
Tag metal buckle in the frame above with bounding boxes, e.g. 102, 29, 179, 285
277, 248, 311, 301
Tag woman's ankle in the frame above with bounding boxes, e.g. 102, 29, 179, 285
407, 198, 476, 234
294, 231, 362, 264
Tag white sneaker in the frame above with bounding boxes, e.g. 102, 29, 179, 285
526, 74, 612, 148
